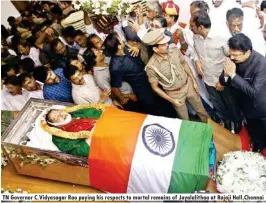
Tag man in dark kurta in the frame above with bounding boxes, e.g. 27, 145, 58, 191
221, 33, 266, 152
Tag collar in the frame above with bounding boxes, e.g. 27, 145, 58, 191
206, 27, 215, 39
238, 51, 255, 67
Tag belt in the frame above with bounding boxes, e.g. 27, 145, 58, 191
167, 77, 189, 92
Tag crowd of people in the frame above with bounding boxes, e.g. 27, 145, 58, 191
1, 0, 266, 152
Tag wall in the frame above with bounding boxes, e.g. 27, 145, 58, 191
1, 0, 20, 28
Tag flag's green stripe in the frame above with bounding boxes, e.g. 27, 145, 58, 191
167, 121, 213, 193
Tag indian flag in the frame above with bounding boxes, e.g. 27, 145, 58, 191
89, 107, 213, 193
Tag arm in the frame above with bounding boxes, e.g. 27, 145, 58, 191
150, 81, 175, 104
83, 11, 91, 25
232, 72, 266, 99
224, 58, 266, 99
35, 31, 47, 50
111, 87, 128, 105
110, 68, 129, 104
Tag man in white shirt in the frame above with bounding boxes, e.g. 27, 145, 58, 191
190, 11, 243, 132
18, 73, 44, 99
63, 64, 112, 105
225, 8, 266, 56
18, 41, 43, 67
209, 0, 241, 34
2, 76, 29, 111
241, 0, 262, 31
128, 0, 163, 40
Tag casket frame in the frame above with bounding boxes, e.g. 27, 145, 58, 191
1, 98, 93, 187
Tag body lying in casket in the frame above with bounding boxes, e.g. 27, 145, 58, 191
1, 99, 240, 193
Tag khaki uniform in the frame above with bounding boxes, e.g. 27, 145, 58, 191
146, 45, 208, 122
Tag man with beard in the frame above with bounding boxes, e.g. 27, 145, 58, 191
18, 73, 44, 99
50, 38, 79, 69
33, 66, 73, 103
63, 64, 113, 105
222, 33, 266, 152
225, 8, 266, 56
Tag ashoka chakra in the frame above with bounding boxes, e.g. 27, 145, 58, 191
142, 124, 175, 157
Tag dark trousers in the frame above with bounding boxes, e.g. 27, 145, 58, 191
246, 118, 266, 151
205, 84, 243, 123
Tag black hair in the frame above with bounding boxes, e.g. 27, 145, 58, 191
87, 33, 100, 49
18, 40, 30, 48
154, 16, 168, 28
83, 49, 96, 72
103, 33, 120, 56
4, 75, 22, 86
261, 1, 266, 11
226, 8, 244, 22
45, 109, 58, 125
51, 4, 63, 16
61, 26, 77, 38
228, 33, 252, 52
33, 66, 49, 82
1, 25, 9, 40
50, 38, 63, 53
190, 1, 210, 13
18, 72, 33, 85
73, 30, 86, 38
192, 10, 211, 29
7, 16, 16, 24
1, 64, 18, 79
63, 64, 79, 80
20, 58, 35, 73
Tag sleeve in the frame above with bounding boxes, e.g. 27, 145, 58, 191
221, 37, 229, 56
72, 91, 95, 105
231, 65, 266, 99
146, 66, 159, 83
137, 24, 148, 40
192, 36, 200, 61
85, 24, 99, 36
176, 48, 186, 66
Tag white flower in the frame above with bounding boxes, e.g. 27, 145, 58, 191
217, 151, 266, 194
93, 8, 101, 15
94, 1, 100, 8
102, 5, 108, 11
72, 0, 81, 10
102, 10, 109, 15
107, 0, 113, 8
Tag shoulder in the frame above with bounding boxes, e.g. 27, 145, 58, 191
110, 57, 124, 71
146, 55, 157, 69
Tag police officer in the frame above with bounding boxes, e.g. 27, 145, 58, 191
143, 29, 209, 122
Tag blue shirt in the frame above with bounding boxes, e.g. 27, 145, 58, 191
43, 68, 73, 103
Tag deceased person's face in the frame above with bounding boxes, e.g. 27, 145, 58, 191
47, 109, 69, 124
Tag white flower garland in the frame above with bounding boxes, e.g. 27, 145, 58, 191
72, 0, 134, 16
217, 151, 266, 193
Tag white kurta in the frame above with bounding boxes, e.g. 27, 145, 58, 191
1, 89, 29, 111
72, 74, 113, 105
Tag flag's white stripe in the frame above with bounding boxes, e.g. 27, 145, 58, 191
127, 115, 182, 193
